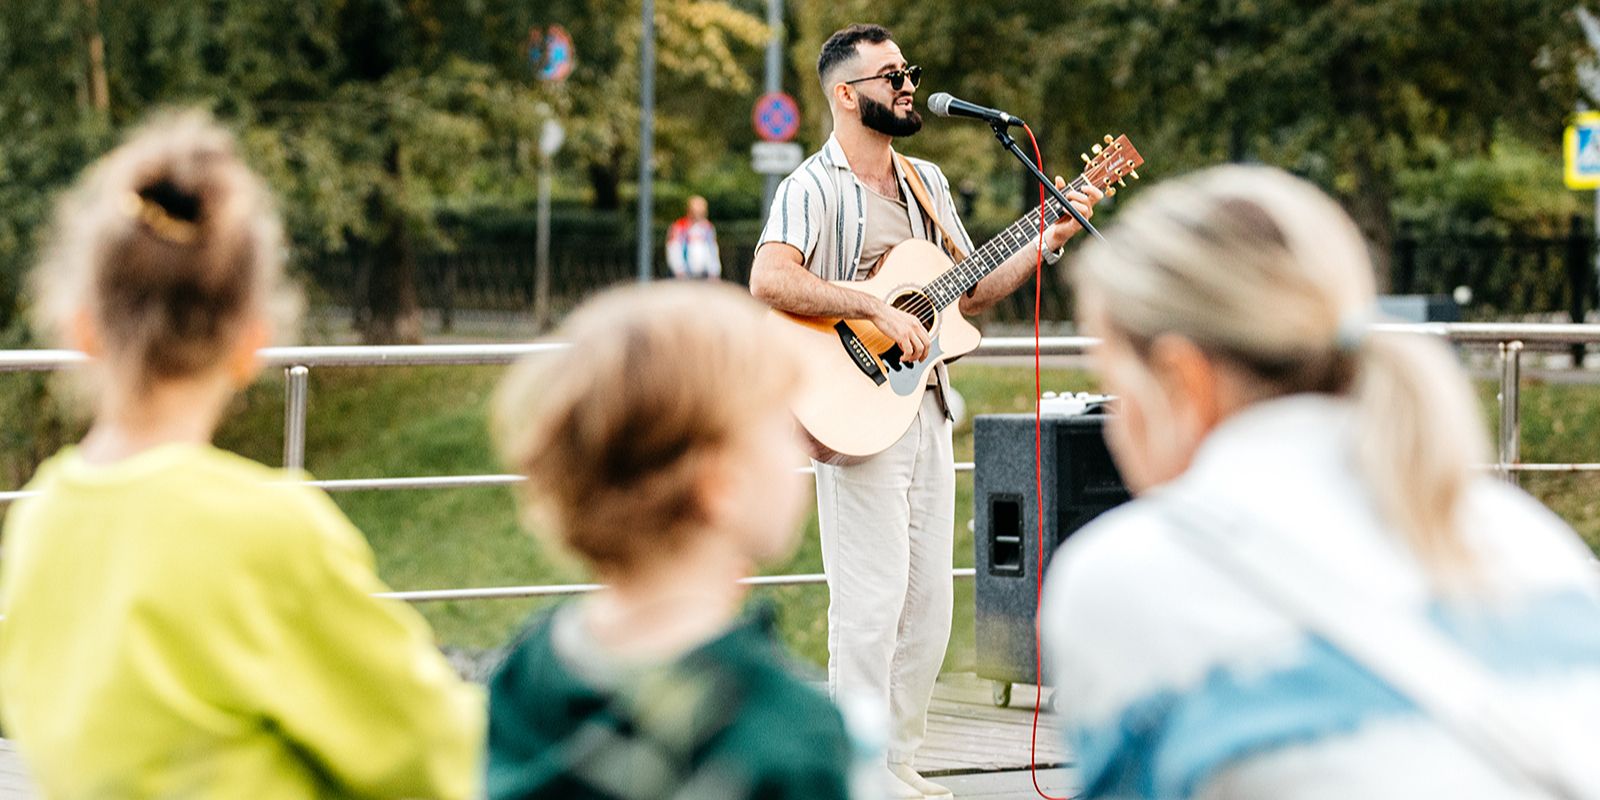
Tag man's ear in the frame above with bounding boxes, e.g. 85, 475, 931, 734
832, 81, 857, 113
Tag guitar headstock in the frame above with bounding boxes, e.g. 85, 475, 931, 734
1079, 134, 1143, 197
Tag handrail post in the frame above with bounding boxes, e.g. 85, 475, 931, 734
284, 365, 310, 472
1497, 341, 1523, 484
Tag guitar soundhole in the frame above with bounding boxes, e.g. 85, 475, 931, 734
890, 290, 937, 331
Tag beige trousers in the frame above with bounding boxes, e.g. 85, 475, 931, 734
814, 392, 955, 764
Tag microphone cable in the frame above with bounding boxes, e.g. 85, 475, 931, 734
1021, 122, 1075, 800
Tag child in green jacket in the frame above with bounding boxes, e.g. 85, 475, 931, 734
488, 282, 859, 799
0, 111, 483, 799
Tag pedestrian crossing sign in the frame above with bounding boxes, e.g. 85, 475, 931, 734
1565, 112, 1600, 189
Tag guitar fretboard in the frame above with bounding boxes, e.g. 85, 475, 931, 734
924, 174, 1090, 309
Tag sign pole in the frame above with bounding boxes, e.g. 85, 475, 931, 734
535, 117, 563, 329
760, 0, 783, 219
1564, 111, 1600, 328
636, 0, 656, 283
528, 35, 571, 325
536, 150, 552, 328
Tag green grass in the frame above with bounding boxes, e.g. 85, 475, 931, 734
108, 363, 1600, 668
207, 363, 1095, 669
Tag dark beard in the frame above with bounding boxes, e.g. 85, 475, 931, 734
859, 93, 922, 137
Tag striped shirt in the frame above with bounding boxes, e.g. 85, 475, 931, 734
757, 135, 976, 405
757, 134, 975, 283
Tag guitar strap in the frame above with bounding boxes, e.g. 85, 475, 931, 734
894, 152, 967, 263
893, 152, 963, 417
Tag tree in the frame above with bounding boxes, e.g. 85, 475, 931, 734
1037, 0, 1593, 286
776, 1, 1596, 284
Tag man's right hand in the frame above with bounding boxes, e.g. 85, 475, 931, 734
870, 303, 931, 363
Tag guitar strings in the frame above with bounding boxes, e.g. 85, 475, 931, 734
871, 173, 1098, 351
919, 174, 1091, 300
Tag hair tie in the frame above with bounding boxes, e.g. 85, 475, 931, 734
1334, 309, 1374, 354
122, 191, 199, 245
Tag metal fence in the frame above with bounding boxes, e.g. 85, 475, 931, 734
1392, 217, 1596, 321
304, 232, 1079, 328
301, 219, 1600, 332
0, 323, 1593, 602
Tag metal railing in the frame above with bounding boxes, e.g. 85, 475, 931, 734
0, 323, 1590, 601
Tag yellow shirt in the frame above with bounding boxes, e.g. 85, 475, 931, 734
0, 444, 484, 799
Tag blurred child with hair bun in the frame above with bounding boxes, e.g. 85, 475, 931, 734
0, 111, 483, 800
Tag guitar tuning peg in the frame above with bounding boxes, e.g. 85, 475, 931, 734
1103, 134, 1113, 144
1081, 153, 1090, 163
1115, 141, 1124, 150
1092, 144, 1103, 155
1118, 179, 1126, 187
1130, 170, 1140, 180
1106, 186, 1117, 197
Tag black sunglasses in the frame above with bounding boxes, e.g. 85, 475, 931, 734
842, 65, 922, 92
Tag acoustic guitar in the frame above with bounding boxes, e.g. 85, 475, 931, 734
772, 134, 1144, 463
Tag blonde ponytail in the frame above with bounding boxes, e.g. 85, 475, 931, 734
1349, 331, 1485, 573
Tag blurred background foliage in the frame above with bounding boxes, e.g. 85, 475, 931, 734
3, 1, 1597, 337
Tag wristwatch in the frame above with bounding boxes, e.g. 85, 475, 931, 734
1043, 243, 1067, 266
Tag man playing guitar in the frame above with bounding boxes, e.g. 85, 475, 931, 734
750, 23, 1102, 799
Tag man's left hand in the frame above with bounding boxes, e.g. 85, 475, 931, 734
1042, 177, 1105, 252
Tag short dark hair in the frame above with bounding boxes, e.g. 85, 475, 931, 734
817, 24, 893, 88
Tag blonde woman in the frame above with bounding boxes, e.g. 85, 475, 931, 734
0, 112, 483, 799
487, 283, 857, 800
1042, 166, 1600, 799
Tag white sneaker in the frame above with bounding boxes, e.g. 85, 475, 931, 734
889, 763, 952, 798
880, 765, 926, 799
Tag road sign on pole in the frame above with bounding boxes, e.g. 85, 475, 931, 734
760, 0, 785, 218
751, 142, 803, 174
753, 92, 801, 143
1564, 112, 1600, 189
526, 25, 575, 83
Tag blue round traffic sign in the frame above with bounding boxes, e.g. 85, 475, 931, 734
753, 92, 800, 143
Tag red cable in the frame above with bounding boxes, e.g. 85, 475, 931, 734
1020, 124, 1072, 800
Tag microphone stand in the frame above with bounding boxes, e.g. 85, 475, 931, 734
990, 120, 1104, 242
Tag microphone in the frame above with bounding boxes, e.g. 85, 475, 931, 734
926, 92, 1025, 127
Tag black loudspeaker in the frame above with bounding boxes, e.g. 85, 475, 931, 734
973, 412, 1130, 704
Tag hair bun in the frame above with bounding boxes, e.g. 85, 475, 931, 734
137, 179, 202, 223
125, 177, 203, 246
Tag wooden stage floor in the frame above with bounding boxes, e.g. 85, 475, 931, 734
916, 672, 1073, 775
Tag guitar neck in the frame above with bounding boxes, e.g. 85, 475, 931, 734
924, 173, 1090, 308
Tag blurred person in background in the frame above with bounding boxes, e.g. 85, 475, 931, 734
486, 282, 862, 799
666, 195, 721, 279
1043, 165, 1600, 799
0, 111, 482, 799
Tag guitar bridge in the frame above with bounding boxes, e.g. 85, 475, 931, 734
834, 321, 886, 385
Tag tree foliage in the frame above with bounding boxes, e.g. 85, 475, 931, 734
0, 0, 767, 340
778, 1, 1595, 285
2, 0, 1597, 334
